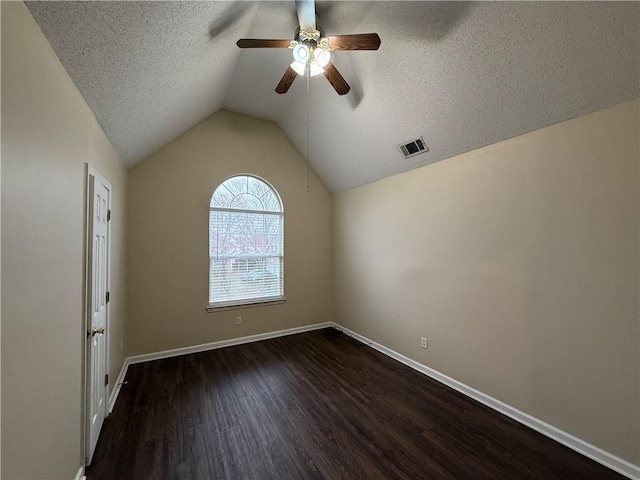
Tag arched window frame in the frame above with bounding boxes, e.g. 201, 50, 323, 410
207, 174, 284, 309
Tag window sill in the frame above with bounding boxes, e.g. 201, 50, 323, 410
206, 298, 286, 313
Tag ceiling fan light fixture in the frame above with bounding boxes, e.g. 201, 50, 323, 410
292, 43, 310, 64
314, 48, 330, 68
290, 61, 306, 76
236, 0, 379, 96
309, 61, 324, 77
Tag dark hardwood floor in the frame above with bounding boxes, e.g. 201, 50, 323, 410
87, 329, 625, 479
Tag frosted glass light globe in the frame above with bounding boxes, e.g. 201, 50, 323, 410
314, 48, 330, 68
290, 61, 306, 76
309, 61, 324, 77
292, 44, 310, 64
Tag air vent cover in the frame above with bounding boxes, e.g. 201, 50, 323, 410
399, 137, 429, 159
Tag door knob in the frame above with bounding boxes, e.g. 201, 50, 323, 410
91, 327, 105, 337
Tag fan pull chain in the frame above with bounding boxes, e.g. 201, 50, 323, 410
306, 62, 311, 193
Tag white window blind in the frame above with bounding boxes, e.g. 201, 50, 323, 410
209, 175, 284, 307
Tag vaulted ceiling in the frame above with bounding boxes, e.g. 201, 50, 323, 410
27, 1, 639, 193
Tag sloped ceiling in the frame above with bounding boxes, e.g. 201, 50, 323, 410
27, 1, 639, 193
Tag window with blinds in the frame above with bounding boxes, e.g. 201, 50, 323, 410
209, 175, 284, 308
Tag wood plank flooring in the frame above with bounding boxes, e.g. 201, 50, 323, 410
86, 329, 626, 479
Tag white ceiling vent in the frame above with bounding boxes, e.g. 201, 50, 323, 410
399, 137, 429, 159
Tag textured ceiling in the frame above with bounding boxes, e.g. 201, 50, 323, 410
27, 1, 639, 193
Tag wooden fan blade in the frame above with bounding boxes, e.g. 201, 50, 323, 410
323, 62, 350, 95
296, 0, 316, 32
326, 33, 381, 51
236, 39, 292, 48
275, 66, 298, 94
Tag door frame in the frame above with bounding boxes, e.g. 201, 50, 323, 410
82, 163, 112, 466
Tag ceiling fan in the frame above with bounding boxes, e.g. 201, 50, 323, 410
236, 0, 381, 96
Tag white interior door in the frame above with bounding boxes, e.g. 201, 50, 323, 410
86, 170, 111, 463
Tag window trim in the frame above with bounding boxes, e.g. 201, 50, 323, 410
207, 174, 284, 310
205, 297, 286, 313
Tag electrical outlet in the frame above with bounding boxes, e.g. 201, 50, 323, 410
421, 337, 428, 349
236, 316, 242, 325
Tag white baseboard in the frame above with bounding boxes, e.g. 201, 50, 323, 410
74, 465, 86, 480
107, 322, 332, 413
331, 322, 640, 480
127, 322, 331, 365
108, 356, 130, 414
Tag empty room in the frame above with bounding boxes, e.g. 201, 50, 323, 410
1, 1, 639, 479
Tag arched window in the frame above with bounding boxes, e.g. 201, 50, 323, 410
209, 175, 284, 308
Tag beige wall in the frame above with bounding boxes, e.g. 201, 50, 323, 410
334, 99, 640, 464
127, 110, 332, 355
1, 2, 128, 478
2, 0, 637, 473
